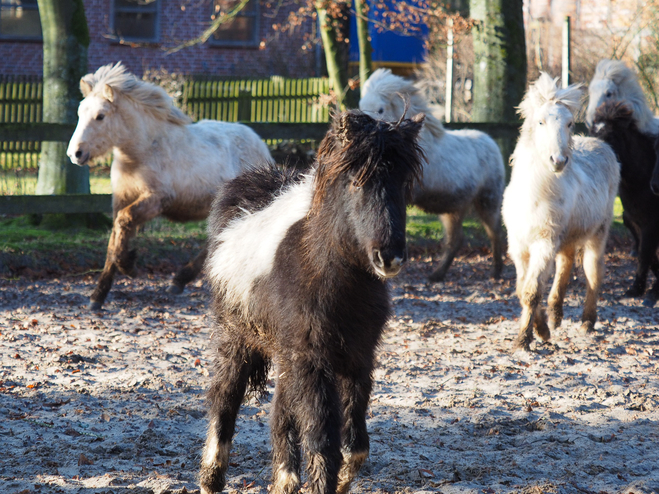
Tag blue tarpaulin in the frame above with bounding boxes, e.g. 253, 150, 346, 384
349, 0, 428, 65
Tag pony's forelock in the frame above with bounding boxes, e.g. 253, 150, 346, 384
312, 110, 424, 211
82, 62, 191, 126
518, 72, 584, 120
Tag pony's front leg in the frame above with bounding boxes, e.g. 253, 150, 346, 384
271, 370, 302, 494
429, 211, 465, 282
547, 246, 575, 333
336, 369, 373, 494
168, 244, 208, 294
200, 337, 261, 494
112, 194, 162, 276
514, 241, 554, 351
89, 228, 118, 310
626, 227, 659, 298
292, 360, 343, 494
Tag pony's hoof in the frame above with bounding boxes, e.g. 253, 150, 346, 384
642, 296, 658, 308
167, 284, 184, 295
535, 324, 551, 342
428, 271, 446, 283
89, 300, 103, 311
579, 321, 595, 334
513, 338, 532, 352
624, 286, 644, 298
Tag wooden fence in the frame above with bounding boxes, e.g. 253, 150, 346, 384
0, 120, 533, 215
0, 75, 43, 169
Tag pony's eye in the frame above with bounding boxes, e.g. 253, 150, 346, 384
378, 108, 384, 114
605, 91, 612, 97
568, 121, 574, 128
96, 114, 105, 121
539, 120, 545, 126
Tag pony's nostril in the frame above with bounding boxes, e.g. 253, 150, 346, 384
75, 150, 83, 158
372, 249, 384, 268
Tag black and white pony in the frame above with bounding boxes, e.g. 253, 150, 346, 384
199, 110, 425, 494
591, 101, 659, 307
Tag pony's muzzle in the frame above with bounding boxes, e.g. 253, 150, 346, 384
550, 154, 568, 173
68, 147, 90, 166
371, 248, 406, 278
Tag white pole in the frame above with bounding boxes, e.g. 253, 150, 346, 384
445, 18, 454, 123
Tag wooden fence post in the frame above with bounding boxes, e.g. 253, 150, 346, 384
562, 16, 571, 89
237, 89, 252, 122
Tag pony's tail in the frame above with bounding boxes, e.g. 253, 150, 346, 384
248, 352, 271, 399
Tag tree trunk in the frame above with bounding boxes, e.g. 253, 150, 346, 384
470, 0, 526, 167
354, 0, 372, 87
35, 0, 89, 197
470, 0, 526, 122
316, 1, 357, 109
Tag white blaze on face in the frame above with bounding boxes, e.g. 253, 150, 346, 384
533, 102, 575, 173
67, 95, 114, 166
207, 173, 315, 313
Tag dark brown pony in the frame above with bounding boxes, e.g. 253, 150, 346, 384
199, 110, 424, 494
592, 101, 659, 307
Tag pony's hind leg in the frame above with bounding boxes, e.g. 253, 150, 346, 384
474, 190, 504, 279
581, 237, 606, 334
336, 370, 373, 494
168, 245, 208, 294
429, 211, 465, 282
547, 246, 575, 333
200, 339, 265, 494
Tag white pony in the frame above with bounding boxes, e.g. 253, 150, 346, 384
67, 62, 273, 310
503, 73, 620, 351
586, 59, 659, 135
359, 68, 505, 281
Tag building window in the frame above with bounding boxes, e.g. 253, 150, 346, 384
210, 0, 259, 47
112, 0, 159, 42
0, 0, 41, 40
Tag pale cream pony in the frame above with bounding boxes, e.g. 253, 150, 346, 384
360, 68, 505, 282
586, 59, 659, 135
503, 73, 620, 351
67, 62, 273, 310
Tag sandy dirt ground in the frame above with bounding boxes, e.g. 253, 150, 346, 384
1, 247, 658, 494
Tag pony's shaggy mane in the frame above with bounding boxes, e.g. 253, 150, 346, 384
312, 110, 424, 211
590, 59, 655, 134
362, 68, 445, 139
82, 62, 191, 126
518, 72, 583, 121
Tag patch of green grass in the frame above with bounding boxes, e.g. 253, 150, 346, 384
0, 215, 206, 278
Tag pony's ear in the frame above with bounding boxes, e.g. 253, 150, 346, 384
102, 84, 115, 103
80, 77, 93, 97
399, 113, 425, 141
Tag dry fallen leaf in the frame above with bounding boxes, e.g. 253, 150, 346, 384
78, 453, 94, 466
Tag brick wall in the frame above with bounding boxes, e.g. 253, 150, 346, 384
0, 0, 319, 78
